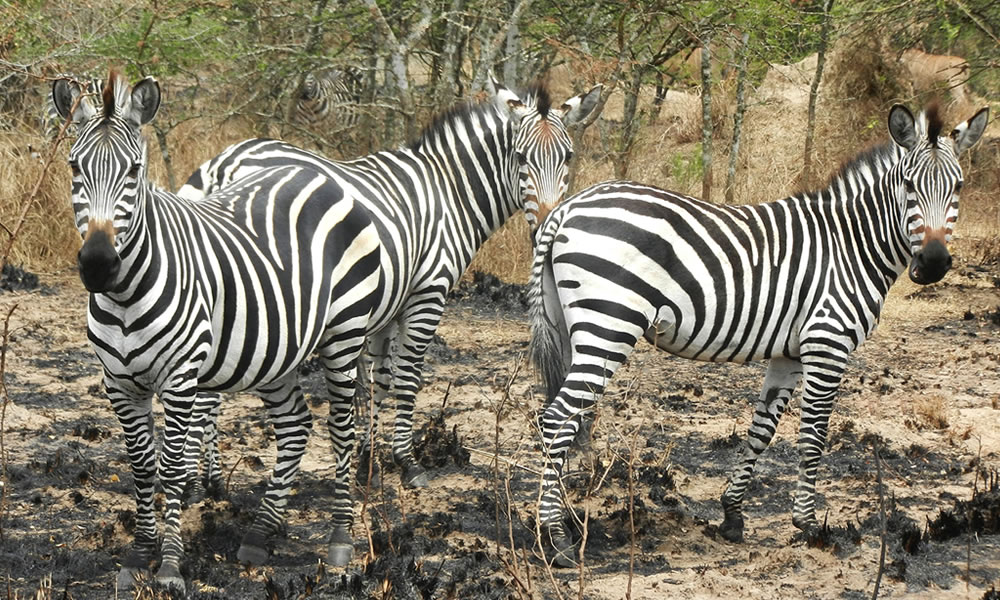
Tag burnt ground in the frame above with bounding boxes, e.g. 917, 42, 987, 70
1, 261, 999, 600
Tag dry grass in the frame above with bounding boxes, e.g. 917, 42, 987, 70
2, 43, 998, 283
913, 394, 951, 430
0, 132, 78, 271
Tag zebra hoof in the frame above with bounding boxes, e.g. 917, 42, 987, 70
401, 466, 428, 489
792, 514, 818, 535
237, 531, 270, 565
718, 514, 744, 543
116, 567, 146, 592
155, 564, 186, 593
327, 543, 353, 566
237, 543, 269, 565
184, 481, 206, 506
356, 455, 381, 488
547, 528, 577, 568
327, 526, 353, 566
205, 478, 227, 501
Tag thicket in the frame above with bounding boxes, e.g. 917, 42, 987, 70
0, 0, 998, 277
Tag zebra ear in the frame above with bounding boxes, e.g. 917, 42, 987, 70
951, 107, 989, 154
559, 84, 602, 126
493, 80, 526, 121
486, 72, 500, 96
128, 77, 160, 127
52, 78, 96, 125
888, 105, 918, 151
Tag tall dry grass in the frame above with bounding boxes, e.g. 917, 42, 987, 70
0, 131, 78, 272
2, 44, 998, 283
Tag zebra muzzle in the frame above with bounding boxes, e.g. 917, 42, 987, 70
908, 238, 951, 285
78, 229, 121, 293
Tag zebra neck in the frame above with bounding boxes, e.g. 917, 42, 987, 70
102, 186, 171, 303
424, 113, 522, 252
802, 149, 912, 289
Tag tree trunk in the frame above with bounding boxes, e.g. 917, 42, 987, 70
700, 29, 713, 202
471, 0, 533, 90
725, 31, 750, 205
503, 0, 520, 84
363, 0, 432, 142
434, 0, 464, 111
614, 66, 644, 179
152, 123, 176, 193
803, 0, 835, 187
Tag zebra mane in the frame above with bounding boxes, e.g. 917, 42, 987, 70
924, 102, 943, 147
408, 82, 556, 151
823, 141, 901, 191
407, 101, 482, 152
100, 70, 131, 121
522, 82, 552, 117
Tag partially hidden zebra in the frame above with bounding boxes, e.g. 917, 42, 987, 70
294, 67, 362, 131
529, 104, 988, 566
179, 78, 602, 491
52, 72, 383, 591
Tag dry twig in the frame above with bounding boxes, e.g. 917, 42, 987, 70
871, 442, 887, 600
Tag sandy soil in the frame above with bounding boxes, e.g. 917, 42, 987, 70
0, 256, 999, 600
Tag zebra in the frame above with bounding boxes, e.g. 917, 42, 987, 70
178, 78, 602, 491
52, 72, 383, 591
294, 67, 362, 131
529, 104, 988, 566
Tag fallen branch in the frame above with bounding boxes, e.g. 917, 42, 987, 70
467, 446, 541, 476
872, 442, 886, 600
0, 303, 18, 543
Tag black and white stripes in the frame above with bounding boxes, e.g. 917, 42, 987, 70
294, 67, 362, 131
180, 79, 601, 488
528, 104, 988, 566
53, 72, 383, 591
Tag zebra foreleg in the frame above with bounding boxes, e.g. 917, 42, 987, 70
237, 377, 313, 565
719, 357, 801, 543
108, 383, 158, 593
790, 356, 842, 536
324, 365, 360, 566
153, 382, 199, 592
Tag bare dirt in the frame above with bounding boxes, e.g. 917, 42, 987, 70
1, 257, 1000, 600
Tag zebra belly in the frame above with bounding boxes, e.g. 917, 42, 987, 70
644, 322, 755, 363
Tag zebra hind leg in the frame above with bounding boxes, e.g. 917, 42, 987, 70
718, 357, 801, 543
183, 392, 223, 504
538, 393, 596, 568
356, 331, 394, 488
237, 377, 313, 565
389, 305, 445, 488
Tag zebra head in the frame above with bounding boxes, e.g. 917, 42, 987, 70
491, 77, 602, 233
888, 104, 988, 285
52, 71, 160, 293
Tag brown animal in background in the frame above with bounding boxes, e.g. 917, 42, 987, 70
900, 48, 970, 106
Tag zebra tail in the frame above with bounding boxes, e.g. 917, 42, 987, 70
528, 210, 568, 405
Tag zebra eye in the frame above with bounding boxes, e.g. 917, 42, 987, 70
903, 179, 915, 194
69, 161, 80, 177
954, 181, 963, 195
516, 151, 527, 166
565, 151, 574, 162
128, 163, 141, 178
